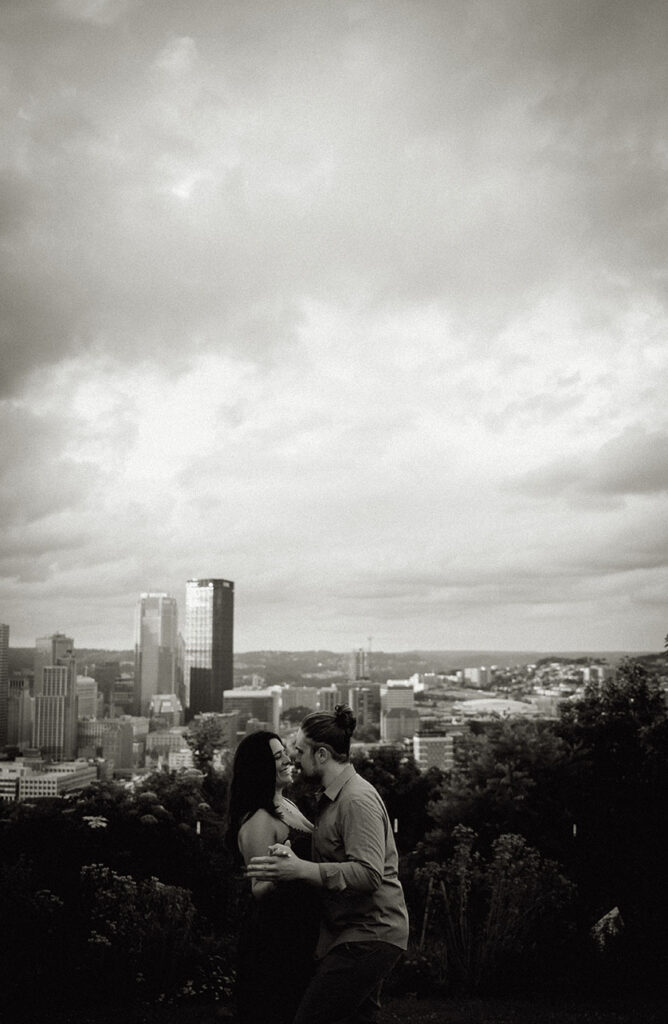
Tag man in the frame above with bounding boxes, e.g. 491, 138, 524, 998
246, 704, 409, 1024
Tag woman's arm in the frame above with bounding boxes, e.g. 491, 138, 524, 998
238, 809, 285, 900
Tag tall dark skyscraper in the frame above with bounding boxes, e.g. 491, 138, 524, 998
184, 578, 234, 717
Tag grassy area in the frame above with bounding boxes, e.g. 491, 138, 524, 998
380, 994, 668, 1024
20, 993, 668, 1024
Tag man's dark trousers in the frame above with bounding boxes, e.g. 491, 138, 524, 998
292, 940, 401, 1024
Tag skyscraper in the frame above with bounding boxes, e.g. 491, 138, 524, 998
184, 578, 234, 717
134, 593, 178, 715
7, 676, 33, 749
34, 633, 74, 695
0, 623, 9, 747
349, 647, 369, 682
33, 634, 78, 760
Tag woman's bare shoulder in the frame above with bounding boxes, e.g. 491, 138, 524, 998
238, 808, 287, 862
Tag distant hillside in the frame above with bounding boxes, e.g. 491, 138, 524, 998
234, 648, 656, 685
8, 646, 659, 683
8, 648, 134, 675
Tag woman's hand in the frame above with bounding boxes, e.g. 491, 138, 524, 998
267, 841, 292, 857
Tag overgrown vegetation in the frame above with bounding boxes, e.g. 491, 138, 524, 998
1, 657, 666, 1017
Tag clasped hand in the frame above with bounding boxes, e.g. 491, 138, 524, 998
246, 843, 303, 881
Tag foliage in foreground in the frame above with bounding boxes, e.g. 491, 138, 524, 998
414, 826, 576, 992
0, 657, 667, 1013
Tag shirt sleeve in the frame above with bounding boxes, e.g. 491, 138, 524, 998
318, 790, 387, 893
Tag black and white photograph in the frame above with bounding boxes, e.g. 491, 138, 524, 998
1, 2, 667, 1023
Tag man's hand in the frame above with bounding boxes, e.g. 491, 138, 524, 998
246, 846, 304, 882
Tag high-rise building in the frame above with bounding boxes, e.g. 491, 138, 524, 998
91, 660, 121, 717
134, 593, 178, 715
7, 676, 33, 749
32, 634, 78, 760
184, 578, 234, 716
34, 634, 74, 695
77, 718, 134, 770
0, 623, 9, 747
349, 647, 369, 682
76, 675, 99, 719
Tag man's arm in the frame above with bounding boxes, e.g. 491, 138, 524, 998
245, 844, 322, 886
318, 790, 386, 893
247, 791, 388, 893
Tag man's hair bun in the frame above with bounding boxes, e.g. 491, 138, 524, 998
334, 704, 357, 737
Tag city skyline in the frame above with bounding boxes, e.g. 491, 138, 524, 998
2, 2, 668, 653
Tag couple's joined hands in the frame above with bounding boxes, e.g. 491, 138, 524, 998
246, 841, 305, 882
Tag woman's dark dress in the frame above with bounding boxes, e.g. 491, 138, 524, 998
236, 826, 320, 1024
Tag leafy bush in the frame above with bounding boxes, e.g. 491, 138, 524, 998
415, 826, 576, 993
79, 863, 197, 998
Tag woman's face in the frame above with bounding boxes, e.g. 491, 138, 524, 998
269, 737, 293, 787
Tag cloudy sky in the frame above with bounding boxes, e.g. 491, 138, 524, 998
1, 0, 667, 652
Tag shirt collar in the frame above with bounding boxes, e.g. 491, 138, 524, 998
320, 762, 356, 803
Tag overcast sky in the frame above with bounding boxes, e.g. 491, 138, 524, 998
1, 0, 667, 652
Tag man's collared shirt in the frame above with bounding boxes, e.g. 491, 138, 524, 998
312, 763, 409, 957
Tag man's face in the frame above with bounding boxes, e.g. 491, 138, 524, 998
293, 727, 321, 780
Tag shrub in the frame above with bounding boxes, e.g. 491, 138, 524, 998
416, 825, 576, 993
79, 863, 197, 999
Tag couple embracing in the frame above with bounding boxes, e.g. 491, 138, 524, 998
226, 704, 409, 1024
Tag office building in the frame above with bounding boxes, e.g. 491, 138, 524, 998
184, 578, 234, 716
134, 593, 178, 715
144, 727, 188, 768
463, 666, 491, 687
349, 647, 369, 682
280, 686, 319, 713
91, 660, 121, 717
380, 684, 415, 713
148, 692, 183, 727
34, 633, 74, 695
0, 760, 27, 803
77, 718, 134, 770
32, 635, 78, 761
223, 687, 280, 732
76, 676, 98, 719
351, 684, 381, 727
316, 685, 339, 712
0, 623, 9, 747
381, 707, 420, 743
7, 676, 33, 749
413, 731, 459, 773
111, 674, 135, 717
17, 760, 97, 800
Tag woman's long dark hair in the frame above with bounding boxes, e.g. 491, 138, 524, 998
225, 730, 283, 863
301, 704, 357, 762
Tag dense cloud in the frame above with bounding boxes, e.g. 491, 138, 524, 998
1, 0, 667, 649
513, 427, 668, 498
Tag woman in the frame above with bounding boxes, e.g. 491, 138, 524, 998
226, 730, 319, 1024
